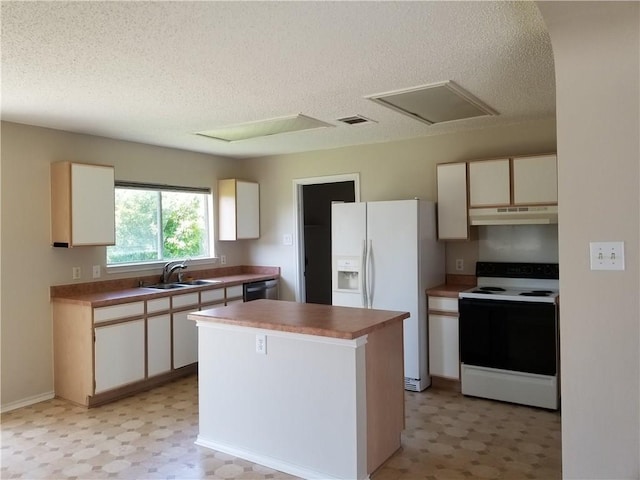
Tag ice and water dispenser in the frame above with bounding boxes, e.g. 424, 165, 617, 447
334, 257, 361, 292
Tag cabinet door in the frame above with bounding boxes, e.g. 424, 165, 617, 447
428, 313, 460, 379
225, 285, 244, 304
201, 287, 225, 307
148, 314, 171, 377
94, 320, 145, 393
236, 181, 260, 239
468, 159, 510, 207
71, 163, 115, 245
173, 310, 198, 368
436, 163, 469, 240
512, 155, 558, 205
218, 179, 260, 240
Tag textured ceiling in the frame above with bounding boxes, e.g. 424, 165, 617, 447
1, 1, 555, 159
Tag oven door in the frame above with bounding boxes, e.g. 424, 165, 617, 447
459, 298, 557, 375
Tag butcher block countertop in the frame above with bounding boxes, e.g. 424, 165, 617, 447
189, 299, 409, 340
50, 265, 279, 307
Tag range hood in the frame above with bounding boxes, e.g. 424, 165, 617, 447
469, 206, 558, 226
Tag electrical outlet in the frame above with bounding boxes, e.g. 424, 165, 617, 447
220, 255, 227, 265
92, 265, 101, 278
72, 266, 81, 280
283, 234, 293, 246
455, 259, 464, 271
256, 334, 267, 354
590, 241, 625, 271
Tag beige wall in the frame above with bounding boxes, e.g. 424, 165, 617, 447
539, 2, 640, 478
238, 119, 557, 300
0, 121, 245, 408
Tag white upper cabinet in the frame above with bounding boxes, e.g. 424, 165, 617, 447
218, 179, 260, 241
468, 159, 511, 207
468, 155, 558, 208
51, 162, 115, 247
512, 154, 558, 205
436, 162, 469, 240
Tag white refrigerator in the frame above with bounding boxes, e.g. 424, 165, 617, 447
331, 199, 445, 391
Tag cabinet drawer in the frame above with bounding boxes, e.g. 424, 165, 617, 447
94, 301, 144, 324
201, 288, 225, 304
172, 292, 199, 309
226, 285, 243, 299
428, 296, 459, 314
147, 297, 170, 314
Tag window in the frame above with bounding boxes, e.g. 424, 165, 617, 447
107, 182, 212, 265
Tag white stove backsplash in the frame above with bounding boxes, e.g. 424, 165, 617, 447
478, 224, 558, 263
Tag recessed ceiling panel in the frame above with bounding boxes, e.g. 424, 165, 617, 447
195, 114, 333, 142
367, 81, 498, 125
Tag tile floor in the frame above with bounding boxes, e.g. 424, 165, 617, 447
1, 375, 561, 479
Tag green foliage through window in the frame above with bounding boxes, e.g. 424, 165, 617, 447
107, 186, 211, 265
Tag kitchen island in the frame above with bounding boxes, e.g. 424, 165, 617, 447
188, 299, 408, 480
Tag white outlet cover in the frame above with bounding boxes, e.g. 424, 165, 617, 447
256, 334, 267, 354
72, 266, 81, 280
590, 241, 625, 271
283, 234, 293, 246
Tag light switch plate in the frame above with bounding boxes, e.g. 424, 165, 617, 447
590, 241, 625, 270
283, 234, 293, 246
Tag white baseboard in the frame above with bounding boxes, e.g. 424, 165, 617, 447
1, 391, 55, 413
195, 435, 369, 480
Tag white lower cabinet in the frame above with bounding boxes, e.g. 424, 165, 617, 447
226, 284, 244, 304
173, 310, 198, 369
428, 295, 460, 380
94, 319, 145, 393
428, 314, 459, 379
147, 314, 172, 377
54, 279, 271, 406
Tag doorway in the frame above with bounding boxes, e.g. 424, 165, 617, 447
293, 174, 360, 303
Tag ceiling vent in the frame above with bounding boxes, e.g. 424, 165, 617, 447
366, 81, 498, 125
337, 115, 377, 125
195, 114, 333, 142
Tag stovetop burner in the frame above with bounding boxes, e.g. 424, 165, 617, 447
459, 262, 560, 304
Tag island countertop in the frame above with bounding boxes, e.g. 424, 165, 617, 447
189, 299, 409, 340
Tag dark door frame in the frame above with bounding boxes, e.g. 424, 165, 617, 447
293, 173, 360, 302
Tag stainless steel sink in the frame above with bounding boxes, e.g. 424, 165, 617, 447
143, 279, 223, 289
144, 283, 189, 289
176, 279, 223, 286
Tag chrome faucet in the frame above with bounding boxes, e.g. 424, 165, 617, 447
161, 260, 188, 284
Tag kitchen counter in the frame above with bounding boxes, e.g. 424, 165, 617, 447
50, 265, 279, 307
189, 298, 408, 340
426, 274, 476, 298
190, 299, 407, 479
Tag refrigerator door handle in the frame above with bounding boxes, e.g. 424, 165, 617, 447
361, 239, 368, 307
367, 239, 373, 308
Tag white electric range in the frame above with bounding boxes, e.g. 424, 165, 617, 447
458, 262, 560, 410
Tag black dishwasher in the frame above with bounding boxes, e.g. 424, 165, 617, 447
243, 279, 279, 302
